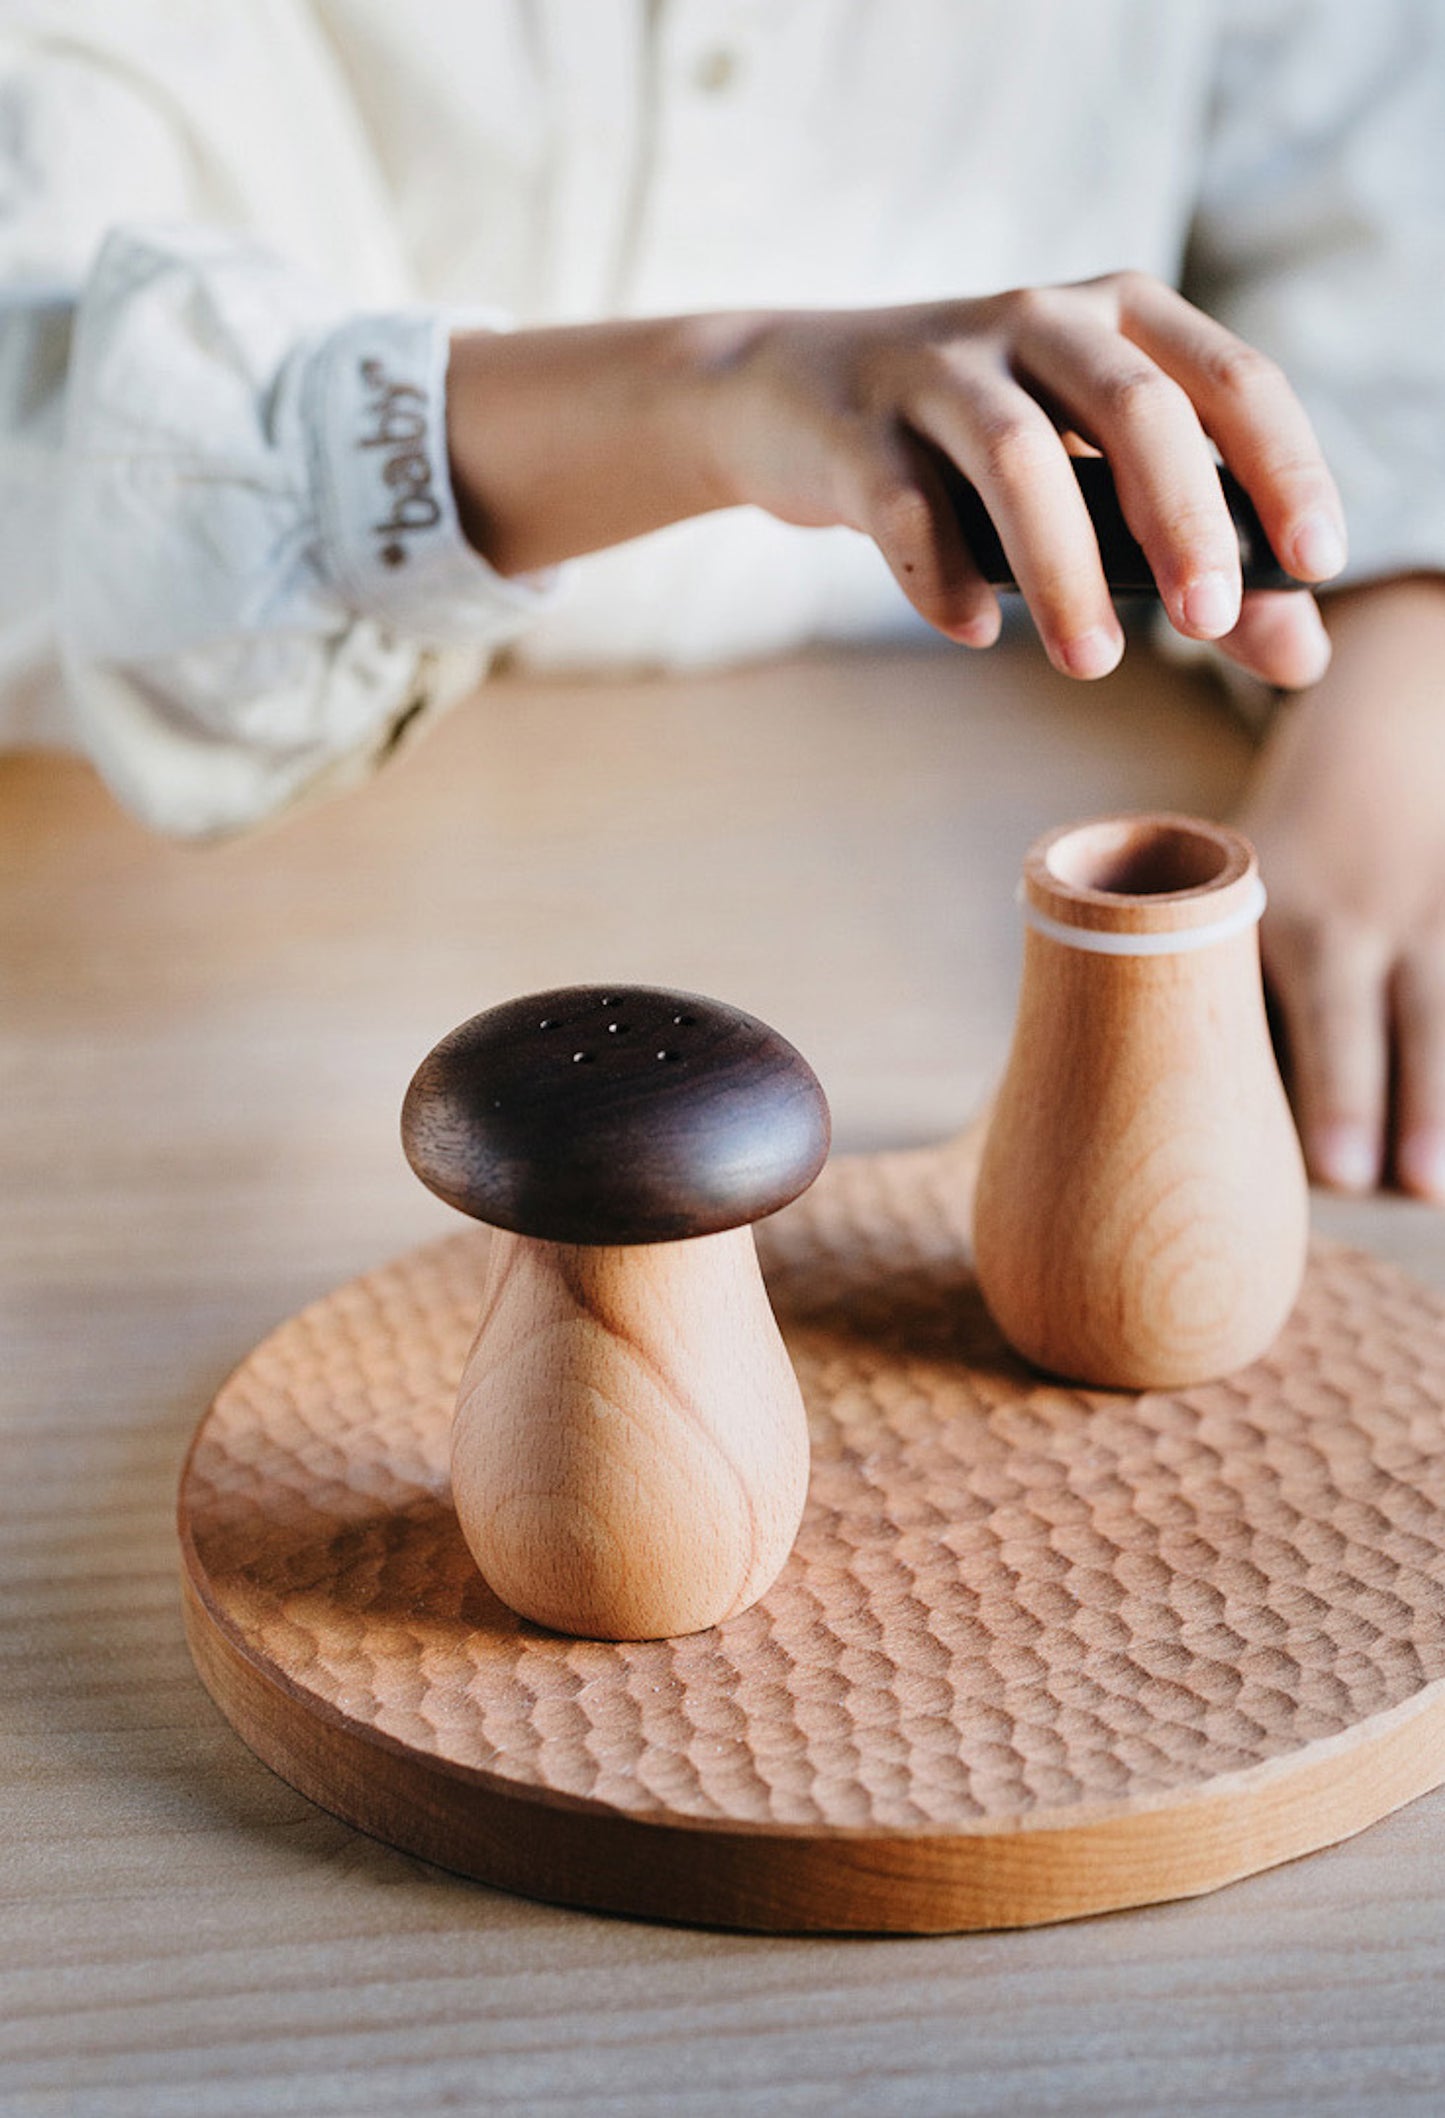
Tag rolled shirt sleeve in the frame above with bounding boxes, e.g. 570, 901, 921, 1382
1189, 0, 1445, 587
0, 11, 562, 838
51, 226, 557, 837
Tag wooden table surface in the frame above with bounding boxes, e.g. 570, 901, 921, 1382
5, 642, 1445, 2118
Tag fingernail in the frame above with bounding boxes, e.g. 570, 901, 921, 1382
1290, 512, 1347, 581
1180, 571, 1240, 639
950, 612, 1001, 649
1398, 1129, 1445, 1202
1059, 627, 1123, 679
1310, 1123, 1379, 1194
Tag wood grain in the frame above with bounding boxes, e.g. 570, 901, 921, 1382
449, 1225, 811, 1637
401, 985, 830, 1244
401, 984, 827, 1637
180, 1129, 1445, 1932
11, 644, 1445, 2115
975, 816, 1309, 1386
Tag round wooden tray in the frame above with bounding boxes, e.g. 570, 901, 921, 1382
179, 1135, 1445, 1933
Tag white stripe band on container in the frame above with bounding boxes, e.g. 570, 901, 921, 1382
1019, 875, 1267, 957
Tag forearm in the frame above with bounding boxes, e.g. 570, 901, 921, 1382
447, 275, 1345, 684
445, 314, 754, 576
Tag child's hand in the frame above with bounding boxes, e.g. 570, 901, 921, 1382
1242, 578, 1445, 1200
703, 274, 1346, 684
449, 274, 1346, 686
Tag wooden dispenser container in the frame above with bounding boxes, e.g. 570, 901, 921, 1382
182, 959, 1445, 1929
973, 813, 1308, 1389
401, 985, 831, 1640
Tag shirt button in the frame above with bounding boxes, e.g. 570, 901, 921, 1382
693, 47, 740, 93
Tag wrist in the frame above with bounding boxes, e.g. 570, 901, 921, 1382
662, 309, 776, 512
444, 311, 768, 574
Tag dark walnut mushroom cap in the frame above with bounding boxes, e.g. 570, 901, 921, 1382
401, 986, 831, 1245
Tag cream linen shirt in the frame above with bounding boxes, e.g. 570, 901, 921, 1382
1, 0, 1443, 835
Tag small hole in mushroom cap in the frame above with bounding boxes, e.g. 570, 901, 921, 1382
607, 1022, 628, 1034
657, 1049, 682, 1063
672, 1013, 696, 1026
599, 995, 621, 1008
572, 1051, 594, 1064
538, 1018, 553, 1029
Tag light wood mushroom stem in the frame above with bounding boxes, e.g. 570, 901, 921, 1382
451, 1226, 811, 1639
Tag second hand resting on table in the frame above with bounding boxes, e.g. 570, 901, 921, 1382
445, 271, 1444, 1201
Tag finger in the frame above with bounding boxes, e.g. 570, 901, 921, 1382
854, 430, 1002, 645
909, 376, 1124, 678
1112, 275, 1348, 586
1392, 938, 1445, 1200
1216, 590, 1332, 690
1011, 302, 1243, 645
1263, 914, 1391, 1191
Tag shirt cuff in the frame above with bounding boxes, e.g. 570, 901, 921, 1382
304, 308, 560, 646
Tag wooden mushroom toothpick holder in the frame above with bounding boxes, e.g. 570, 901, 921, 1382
401, 986, 831, 1641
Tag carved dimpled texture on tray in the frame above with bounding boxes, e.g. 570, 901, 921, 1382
181, 1138, 1445, 1849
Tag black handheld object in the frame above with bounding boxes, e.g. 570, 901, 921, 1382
938, 453, 1301, 597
